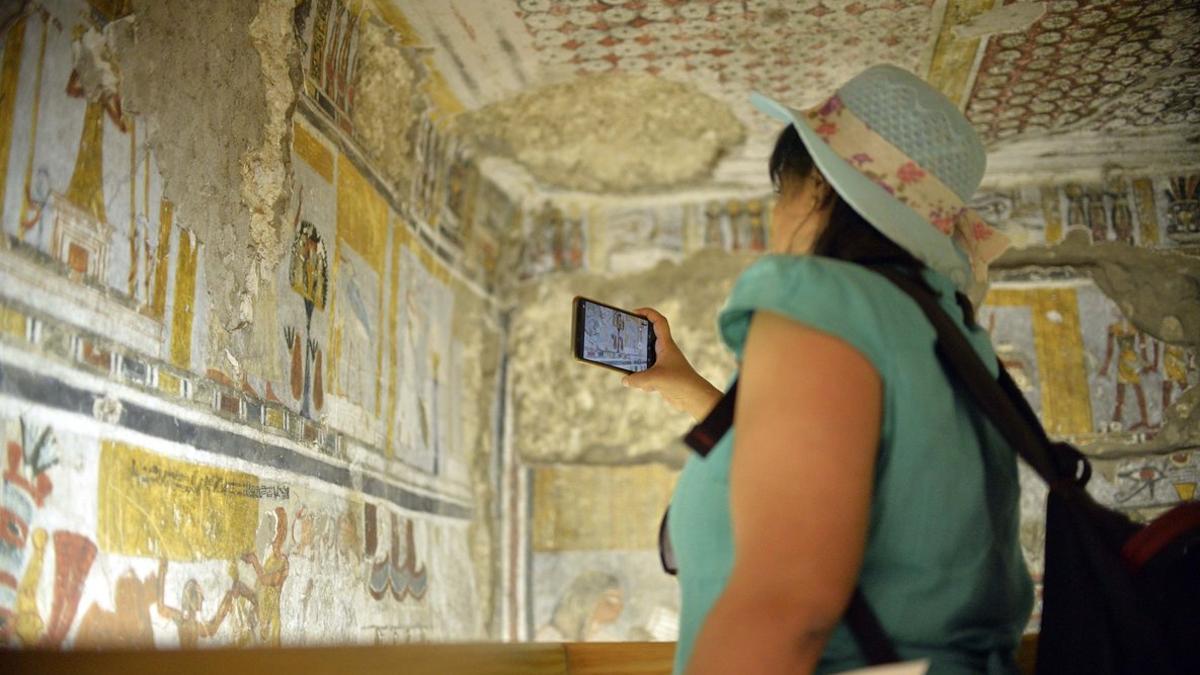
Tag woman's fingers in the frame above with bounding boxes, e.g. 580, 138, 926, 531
633, 307, 671, 341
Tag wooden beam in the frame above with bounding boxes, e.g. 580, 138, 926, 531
1, 637, 1034, 675
565, 642, 675, 675
4, 643, 567, 675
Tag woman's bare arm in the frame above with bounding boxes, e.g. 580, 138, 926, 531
622, 308, 722, 421
686, 310, 882, 675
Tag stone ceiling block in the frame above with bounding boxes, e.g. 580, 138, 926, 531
456, 73, 745, 193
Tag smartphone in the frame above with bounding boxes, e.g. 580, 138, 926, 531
572, 296, 657, 374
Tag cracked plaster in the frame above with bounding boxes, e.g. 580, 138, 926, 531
457, 73, 745, 194
111, 0, 300, 367
349, 13, 427, 194
996, 231, 1200, 350
449, 284, 506, 638
70, 22, 121, 101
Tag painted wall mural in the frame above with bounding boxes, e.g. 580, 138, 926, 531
4, 0, 1195, 653
979, 276, 1197, 632
981, 279, 1197, 440
519, 201, 585, 280
293, 0, 510, 297
0, 403, 479, 647
515, 194, 771, 281
0, 3, 204, 368
972, 173, 1200, 248
1, 0, 506, 648
302, 0, 363, 137
529, 464, 680, 643
509, 171, 1196, 283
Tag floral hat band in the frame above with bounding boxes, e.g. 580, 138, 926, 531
752, 64, 1011, 300
803, 94, 1008, 285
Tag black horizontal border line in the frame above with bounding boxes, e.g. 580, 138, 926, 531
0, 359, 473, 521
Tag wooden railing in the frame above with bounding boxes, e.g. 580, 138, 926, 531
3, 642, 668, 675
3, 635, 1037, 674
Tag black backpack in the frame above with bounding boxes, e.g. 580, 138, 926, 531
659, 265, 1200, 674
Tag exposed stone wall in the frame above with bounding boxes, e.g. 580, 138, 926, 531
0, 0, 512, 647
109, 0, 299, 354
456, 73, 745, 194
510, 192, 774, 466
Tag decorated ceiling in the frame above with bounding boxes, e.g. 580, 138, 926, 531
965, 0, 1200, 141
394, 0, 1200, 194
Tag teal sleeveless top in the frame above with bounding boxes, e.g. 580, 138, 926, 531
669, 255, 1033, 674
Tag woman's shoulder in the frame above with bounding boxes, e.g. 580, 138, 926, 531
723, 255, 912, 330
723, 255, 997, 377
734, 255, 902, 296
719, 255, 913, 376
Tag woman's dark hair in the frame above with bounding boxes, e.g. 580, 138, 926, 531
769, 125, 976, 325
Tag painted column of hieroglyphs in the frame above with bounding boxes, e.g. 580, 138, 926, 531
0, 0, 515, 647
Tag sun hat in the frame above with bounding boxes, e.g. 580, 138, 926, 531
751, 64, 1009, 302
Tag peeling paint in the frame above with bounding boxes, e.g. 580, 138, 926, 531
111, 0, 299, 365
349, 13, 426, 195
996, 231, 1200, 349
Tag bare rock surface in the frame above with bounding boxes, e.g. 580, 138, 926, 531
458, 73, 745, 194
510, 249, 754, 466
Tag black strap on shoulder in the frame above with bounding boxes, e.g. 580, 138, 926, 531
865, 266, 1090, 490
845, 588, 901, 664
683, 380, 738, 457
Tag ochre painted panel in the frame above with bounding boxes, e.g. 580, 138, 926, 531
925, 0, 996, 108
0, 15, 26, 219
985, 287, 1093, 437
293, 122, 334, 183
169, 230, 199, 369
335, 153, 388, 274
97, 441, 259, 561
532, 464, 677, 552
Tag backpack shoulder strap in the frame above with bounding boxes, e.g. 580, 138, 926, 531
865, 266, 1089, 489
683, 380, 737, 456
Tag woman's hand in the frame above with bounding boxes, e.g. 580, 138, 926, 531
621, 307, 721, 421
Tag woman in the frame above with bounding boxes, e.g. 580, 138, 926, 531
623, 65, 1032, 674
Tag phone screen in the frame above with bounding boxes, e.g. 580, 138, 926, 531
574, 298, 655, 373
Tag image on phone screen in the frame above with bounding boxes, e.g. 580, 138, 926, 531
574, 298, 655, 373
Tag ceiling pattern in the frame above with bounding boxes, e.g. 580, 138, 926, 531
965, 0, 1200, 143
514, 0, 935, 138
395, 0, 1200, 192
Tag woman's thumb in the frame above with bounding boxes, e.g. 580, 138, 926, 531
634, 307, 671, 341
622, 369, 657, 392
